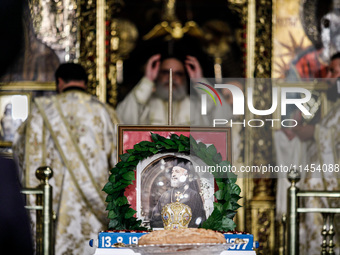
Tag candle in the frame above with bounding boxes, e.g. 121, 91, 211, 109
168, 68, 173, 125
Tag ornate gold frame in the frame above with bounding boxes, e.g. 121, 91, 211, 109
0, 82, 55, 91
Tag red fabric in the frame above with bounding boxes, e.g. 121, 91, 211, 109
295, 50, 328, 79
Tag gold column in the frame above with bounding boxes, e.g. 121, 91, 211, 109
243, 0, 256, 235
79, 0, 97, 97
246, 0, 256, 79
250, 198, 276, 254
245, 0, 276, 254
96, 0, 106, 102
228, 0, 253, 233
79, 0, 108, 101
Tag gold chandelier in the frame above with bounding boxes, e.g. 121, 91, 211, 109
143, 0, 204, 40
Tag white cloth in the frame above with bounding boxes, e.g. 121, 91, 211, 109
274, 130, 307, 219
13, 90, 119, 255
116, 77, 232, 125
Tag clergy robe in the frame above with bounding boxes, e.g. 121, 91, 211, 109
299, 100, 340, 255
13, 90, 119, 255
116, 77, 232, 125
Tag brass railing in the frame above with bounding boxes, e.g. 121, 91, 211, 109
287, 169, 340, 255
21, 166, 54, 255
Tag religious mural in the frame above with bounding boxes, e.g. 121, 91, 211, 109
273, 0, 337, 80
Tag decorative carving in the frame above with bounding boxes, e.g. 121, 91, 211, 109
254, 1, 272, 78
252, 0, 273, 196
249, 200, 275, 255
79, 0, 97, 96
143, 0, 204, 40
256, 208, 273, 255
28, 0, 79, 62
228, 0, 248, 15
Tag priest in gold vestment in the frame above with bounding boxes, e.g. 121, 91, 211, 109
292, 53, 340, 254
116, 54, 232, 125
13, 63, 120, 255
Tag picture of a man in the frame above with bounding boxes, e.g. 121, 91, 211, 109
150, 158, 206, 228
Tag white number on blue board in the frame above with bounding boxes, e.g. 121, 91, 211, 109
101, 236, 112, 247
129, 237, 138, 244
116, 236, 123, 243
227, 238, 236, 249
241, 238, 249, 250
226, 238, 249, 250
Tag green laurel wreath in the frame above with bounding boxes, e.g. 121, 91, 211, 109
103, 133, 241, 231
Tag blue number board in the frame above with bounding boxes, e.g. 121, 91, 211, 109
97, 232, 256, 251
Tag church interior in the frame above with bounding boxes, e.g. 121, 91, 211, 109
0, 0, 340, 254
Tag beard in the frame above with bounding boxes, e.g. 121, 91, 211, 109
170, 175, 188, 188
170, 178, 180, 188
154, 80, 188, 101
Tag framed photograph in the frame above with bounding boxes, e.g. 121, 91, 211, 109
117, 125, 232, 229
0, 92, 31, 148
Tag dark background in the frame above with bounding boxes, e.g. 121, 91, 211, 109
116, 0, 245, 103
